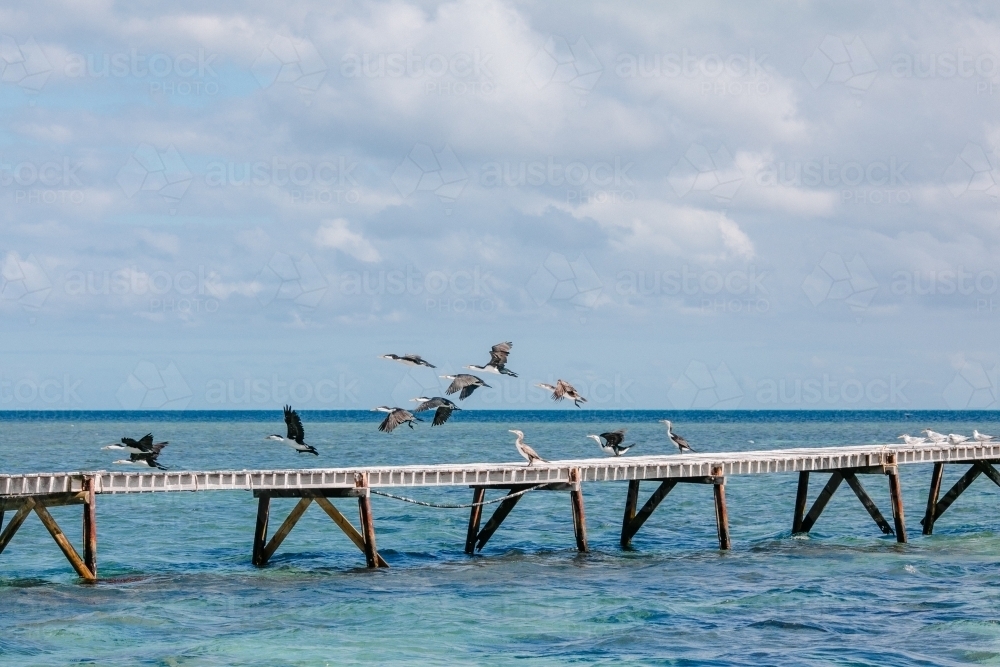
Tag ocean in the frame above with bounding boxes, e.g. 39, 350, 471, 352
2, 410, 1000, 666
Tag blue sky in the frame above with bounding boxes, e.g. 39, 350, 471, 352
1, 1, 999, 410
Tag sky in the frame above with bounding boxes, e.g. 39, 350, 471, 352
1, 0, 999, 411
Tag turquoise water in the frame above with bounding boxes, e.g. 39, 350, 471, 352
3, 411, 1000, 665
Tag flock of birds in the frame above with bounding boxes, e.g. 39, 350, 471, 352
96, 342, 993, 471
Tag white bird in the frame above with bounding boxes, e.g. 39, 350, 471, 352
265, 405, 319, 455
372, 406, 422, 433
411, 396, 460, 426
947, 433, 969, 445
441, 374, 491, 400
466, 341, 517, 377
974, 429, 994, 443
102, 433, 167, 454
536, 380, 587, 407
381, 353, 435, 368
587, 430, 633, 456
509, 429, 546, 465
897, 434, 926, 445
660, 420, 696, 453
922, 429, 947, 443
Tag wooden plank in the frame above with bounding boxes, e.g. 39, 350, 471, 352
1, 492, 87, 512
887, 456, 907, 543
621, 480, 640, 548
82, 478, 97, 576
923, 463, 944, 535
799, 472, 843, 533
475, 490, 525, 552
712, 467, 730, 550
465, 487, 486, 555
33, 501, 95, 581
977, 461, 1000, 488
261, 497, 312, 564
922, 464, 981, 525
569, 468, 588, 553
252, 494, 270, 567
356, 474, 380, 568
313, 496, 388, 568
0, 498, 35, 556
253, 488, 366, 498
622, 480, 678, 544
841, 472, 893, 535
792, 471, 809, 533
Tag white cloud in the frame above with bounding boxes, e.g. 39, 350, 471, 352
314, 218, 381, 262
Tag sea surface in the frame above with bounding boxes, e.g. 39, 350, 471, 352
2, 410, 1000, 666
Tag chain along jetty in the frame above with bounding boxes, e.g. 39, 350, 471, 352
2, 441, 999, 581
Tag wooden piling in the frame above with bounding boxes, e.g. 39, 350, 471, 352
475, 489, 525, 552
313, 496, 388, 568
33, 501, 95, 581
82, 477, 97, 577
792, 471, 809, 533
621, 480, 640, 548
252, 494, 270, 567
923, 463, 944, 535
356, 473, 379, 569
261, 497, 311, 565
886, 456, 907, 543
799, 472, 843, 532
712, 467, 731, 550
465, 487, 486, 555
569, 468, 588, 553
921, 463, 982, 527
0, 498, 35, 556
842, 472, 894, 535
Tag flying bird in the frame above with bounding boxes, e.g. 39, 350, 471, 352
102, 433, 167, 454
466, 341, 517, 377
947, 433, 969, 445
922, 429, 947, 443
897, 434, 926, 445
441, 374, 491, 399
536, 380, 587, 407
373, 406, 422, 433
411, 396, 460, 426
588, 429, 633, 456
381, 353, 435, 368
661, 420, 696, 453
509, 429, 546, 465
265, 405, 319, 455
113, 444, 168, 470
974, 429, 994, 443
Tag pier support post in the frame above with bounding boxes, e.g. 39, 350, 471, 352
356, 473, 379, 569
0, 498, 35, 556
922, 463, 944, 535
82, 477, 97, 577
792, 472, 809, 533
465, 487, 486, 555
886, 455, 907, 543
569, 468, 588, 553
252, 494, 270, 567
621, 480, 640, 548
34, 501, 96, 582
712, 467, 730, 550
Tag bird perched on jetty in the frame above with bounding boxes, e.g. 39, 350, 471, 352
922, 429, 947, 443
660, 420, 696, 453
441, 373, 491, 399
411, 396, 460, 426
947, 433, 969, 445
381, 353, 435, 368
265, 405, 319, 455
509, 429, 546, 465
537, 379, 587, 407
373, 406, 422, 433
102, 433, 167, 454
466, 341, 517, 377
974, 429, 994, 443
897, 434, 926, 445
588, 430, 633, 456
113, 445, 168, 470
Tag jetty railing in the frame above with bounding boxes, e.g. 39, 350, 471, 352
3, 441, 1000, 581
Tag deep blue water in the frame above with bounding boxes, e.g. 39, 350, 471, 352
3, 410, 1000, 665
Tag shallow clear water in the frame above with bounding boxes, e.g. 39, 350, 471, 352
3, 411, 1000, 665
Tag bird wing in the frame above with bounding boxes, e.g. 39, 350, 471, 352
432, 406, 453, 426
673, 434, 694, 451
522, 444, 546, 462
459, 384, 480, 400
602, 430, 626, 447
379, 409, 412, 433
404, 354, 434, 367
284, 406, 305, 443
121, 436, 140, 448
137, 434, 154, 451
488, 342, 512, 367
413, 398, 438, 412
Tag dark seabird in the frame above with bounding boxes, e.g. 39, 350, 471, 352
509, 429, 546, 465
373, 406, 422, 433
660, 420, 696, 453
441, 374, 491, 400
466, 341, 517, 377
265, 405, 319, 455
587, 429, 634, 456
381, 353, 435, 368
102, 433, 168, 454
411, 396, 461, 426
113, 443, 168, 470
537, 379, 587, 407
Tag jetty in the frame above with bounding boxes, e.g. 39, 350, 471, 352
2, 441, 1000, 581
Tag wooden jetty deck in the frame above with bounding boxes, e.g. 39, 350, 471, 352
3, 441, 1000, 581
